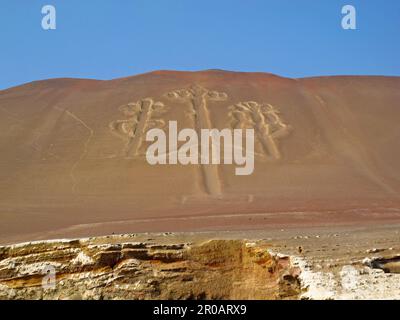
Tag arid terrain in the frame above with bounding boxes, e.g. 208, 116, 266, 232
0, 70, 399, 299
1, 225, 399, 300
0, 70, 399, 244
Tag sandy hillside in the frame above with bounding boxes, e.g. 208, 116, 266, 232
0, 70, 399, 244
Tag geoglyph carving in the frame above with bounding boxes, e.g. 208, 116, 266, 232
110, 98, 167, 157
229, 101, 291, 160
109, 90, 291, 196
166, 85, 227, 197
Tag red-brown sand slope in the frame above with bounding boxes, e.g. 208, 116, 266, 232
0, 70, 399, 243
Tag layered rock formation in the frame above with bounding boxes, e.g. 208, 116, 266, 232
0, 236, 301, 300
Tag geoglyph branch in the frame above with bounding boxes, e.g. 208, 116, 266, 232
166, 85, 228, 197
229, 101, 291, 160
110, 98, 167, 158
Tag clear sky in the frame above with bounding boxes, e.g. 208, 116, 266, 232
0, 0, 399, 89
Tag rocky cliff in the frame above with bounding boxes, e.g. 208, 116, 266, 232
0, 236, 301, 300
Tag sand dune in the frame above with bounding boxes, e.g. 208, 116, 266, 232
0, 70, 399, 243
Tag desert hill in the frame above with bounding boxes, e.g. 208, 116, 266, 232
0, 70, 399, 243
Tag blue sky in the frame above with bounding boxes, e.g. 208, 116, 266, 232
0, 0, 399, 89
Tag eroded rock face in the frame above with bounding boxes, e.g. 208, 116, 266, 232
370, 256, 400, 274
0, 237, 301, 300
